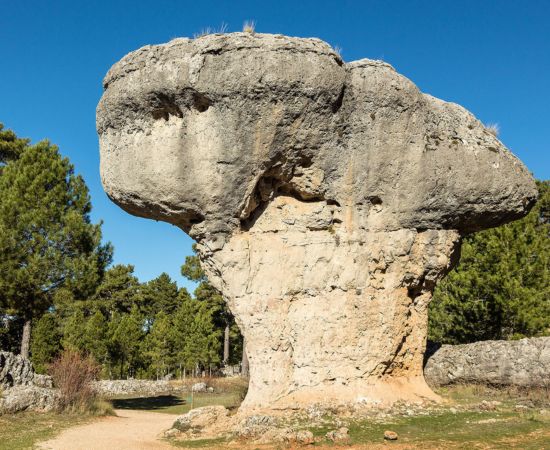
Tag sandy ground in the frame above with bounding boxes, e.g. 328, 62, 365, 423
36, 409, 179, 450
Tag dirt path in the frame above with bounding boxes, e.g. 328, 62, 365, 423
36, 409, 179, 450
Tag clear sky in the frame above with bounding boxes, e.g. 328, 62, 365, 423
2, 0, 549, 291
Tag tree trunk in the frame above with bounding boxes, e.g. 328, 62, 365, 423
241, 337, 249, 378
223, 324, 230, 365
20, 319, 31, 358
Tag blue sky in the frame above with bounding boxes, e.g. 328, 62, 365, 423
2, 0, 548, 291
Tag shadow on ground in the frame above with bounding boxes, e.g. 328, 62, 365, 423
112, 395, 186, 411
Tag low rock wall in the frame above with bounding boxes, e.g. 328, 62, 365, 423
424, 337, 550, 387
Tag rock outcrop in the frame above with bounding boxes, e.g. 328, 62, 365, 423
0, 351, 58, 413
425, 337, 550, 387
97, 33, 537, 410
0, 351, 35, 388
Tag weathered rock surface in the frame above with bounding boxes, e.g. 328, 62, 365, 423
92, 379, 173, 397
0, 351, 57, 413
0, 351, 36, 388
425, 337, 550, 387
0, 385, 59, 414
97, 32, 537, 409
173, 405, 230, 434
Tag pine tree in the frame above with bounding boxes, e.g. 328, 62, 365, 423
109, 306, 145, 378
0, 139, 111, 357
144, 311, 176, 379
140, 273, 179, 319
429, 180, 550, 343
181, 244, 239, 366
93, 265, 140, 315
30, 313, 62, 373
0, 123, 28, 165
84, 310, 110, 372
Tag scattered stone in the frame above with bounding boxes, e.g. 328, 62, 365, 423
515, 404, 529, 411
163, 428, 179, 438
293, 430, 315, 445
384, 430, 398, 441
326, 427, 350, 443
191, 382, 208, 393
479, 400, 498, 411
207, 386, 214, 393
235, 414, 278, 439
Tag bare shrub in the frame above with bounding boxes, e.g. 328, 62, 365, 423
48, 349, 104, 413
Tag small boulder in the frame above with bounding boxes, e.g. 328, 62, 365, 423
293, 430, 315, 445
173, 405, 229, 432
384, 430, 398, 441
326, 427, 350, 443
191, 382, 208, 393
0, 385, 59, 414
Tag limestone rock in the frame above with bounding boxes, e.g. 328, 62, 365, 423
384, 430, 398, 440
97, 32, 537, 410
0, 351, 35, 388
0, 385, 59, 414
191, 382, 208, 392
92, 379, 173, 397
326, 427, 350, 443
424, 337, 550, 387
34, 374, 54, 389
173, 405, 229, 432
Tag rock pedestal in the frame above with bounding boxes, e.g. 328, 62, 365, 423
97, 33, 537, 409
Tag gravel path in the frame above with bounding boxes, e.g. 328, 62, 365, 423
37, 409, 179, 450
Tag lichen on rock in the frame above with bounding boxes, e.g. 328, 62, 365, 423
97, 32, 537, 410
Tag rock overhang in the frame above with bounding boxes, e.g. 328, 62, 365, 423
97, 32, 537, 243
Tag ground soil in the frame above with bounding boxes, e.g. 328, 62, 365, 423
36, 409, 179, 450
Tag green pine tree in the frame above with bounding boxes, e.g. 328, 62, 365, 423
429, 180, 550, 344
93, 265, 141, 315
144, 310, 176, 379
0, 139, 112, 357
140, 273, 179, 319
109, 306, 145, 378
30, 313, 62, 373
181, 244, 238, 366
0, 123, 28, 165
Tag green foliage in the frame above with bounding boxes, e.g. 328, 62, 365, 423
429, 180, 550, 343
180, 244, 205, 282
181, 244, 242, 366
109, 306, 145, 378
144, 310, 176, 378
140, 272, 180, 317
0, 137, 112, 341
30, 313, 62, 373
0, 123, 28, 164
92, 264, 140, 314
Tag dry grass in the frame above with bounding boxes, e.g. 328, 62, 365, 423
193, 22, 228, 39
242, 20, 256, 34
485, 122, 500, 136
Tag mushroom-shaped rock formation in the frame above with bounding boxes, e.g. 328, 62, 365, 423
97, 33, 537, 410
